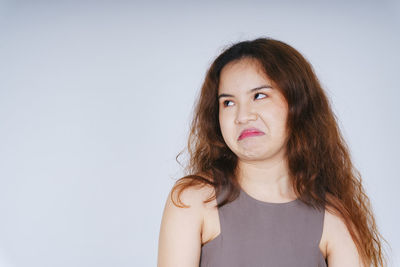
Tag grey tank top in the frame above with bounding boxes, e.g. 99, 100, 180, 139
200, 186, 327, 267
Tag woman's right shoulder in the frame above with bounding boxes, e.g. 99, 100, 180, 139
158, 174, 217, 266
169, 173, 217, 210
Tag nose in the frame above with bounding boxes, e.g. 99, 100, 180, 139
234, 103, 257, 124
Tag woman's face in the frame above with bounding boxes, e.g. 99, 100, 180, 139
218, 58, 289, 163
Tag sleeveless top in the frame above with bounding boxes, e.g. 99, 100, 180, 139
199, 186, 327, 267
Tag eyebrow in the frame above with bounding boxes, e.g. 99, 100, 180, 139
218, 85, 273, 100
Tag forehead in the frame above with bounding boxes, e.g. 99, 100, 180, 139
218, 58, 273, 92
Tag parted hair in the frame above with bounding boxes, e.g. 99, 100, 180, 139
171, 37, 387, 267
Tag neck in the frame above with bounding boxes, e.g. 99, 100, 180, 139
236, 157, 297, 201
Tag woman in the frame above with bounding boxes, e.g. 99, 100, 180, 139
157, 38, 387, 266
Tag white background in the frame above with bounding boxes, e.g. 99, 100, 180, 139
0, 1, 399, 266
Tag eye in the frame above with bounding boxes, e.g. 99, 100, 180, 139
254, 92, 267, 100
222, 100, 234, 107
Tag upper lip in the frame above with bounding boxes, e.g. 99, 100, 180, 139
238, 127, 264, 139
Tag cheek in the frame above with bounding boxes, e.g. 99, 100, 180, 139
219, 113, 234, 140
271, 108, 288, 135
218, 114, 227, 134
262, 105, 287, 129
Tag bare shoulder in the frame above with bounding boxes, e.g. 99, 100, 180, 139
157, 176, 216, 267
322, 196, 363, 267
161, 176, 216, 233
170, 176, 217, 209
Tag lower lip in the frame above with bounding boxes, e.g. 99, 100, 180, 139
238, 132, 264, 140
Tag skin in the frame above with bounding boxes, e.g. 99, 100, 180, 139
218, 58, 296, 203
157, 58, 363, 267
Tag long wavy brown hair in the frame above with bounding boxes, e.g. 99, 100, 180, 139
170, 37, 388, 266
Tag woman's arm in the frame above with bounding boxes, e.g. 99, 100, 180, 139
325, 209, 364, 267
157, 184, 208, 267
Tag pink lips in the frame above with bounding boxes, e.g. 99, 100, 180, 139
238, 128, 265, 140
